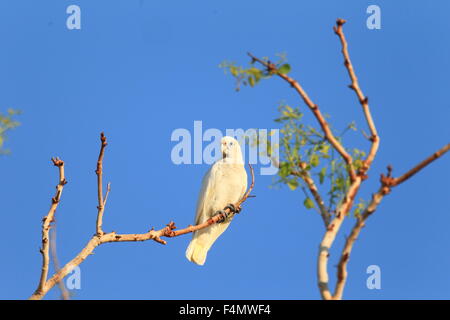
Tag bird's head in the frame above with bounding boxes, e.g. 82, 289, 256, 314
221, 136, 243, 164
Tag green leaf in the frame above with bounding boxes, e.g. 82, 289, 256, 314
287, 179, 299, 190
248, 76, 255, 87
284, 105, 294, 113
335, 177, 344, 190
303, 197, 315, 209
331, 159, 337, 173
310, 154, 319, 167
279, 162, 291, 178
320, 144, 330, 155
319, 167, 327, 184
354, 159, 363, 170
230, 66, 238, 77
248, 67, 262, 81
278, 64, 291, 74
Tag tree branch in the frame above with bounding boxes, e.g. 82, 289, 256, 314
272, 158, 330, 227
248, 24, 373, 299
95, 132, 108, 235
33, 157, 67, 297
29, 133, 255, 300
317, 179, 361, 300
333, 143, 450, 299
247, 52, 357, 183
333, 19, 380, 172
292, 162, 330, 227
391, 143, 450, 186
315, 18, 387, 300
243, 18, 445, 301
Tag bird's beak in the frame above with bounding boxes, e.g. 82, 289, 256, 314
221, 141, 227, 159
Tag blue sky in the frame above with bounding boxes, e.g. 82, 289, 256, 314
0, 0, 449, 300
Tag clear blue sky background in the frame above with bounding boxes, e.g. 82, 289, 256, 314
0, 0, 449, 300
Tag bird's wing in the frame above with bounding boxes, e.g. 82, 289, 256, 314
193, 164, 217, 225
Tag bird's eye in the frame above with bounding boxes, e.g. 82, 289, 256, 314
230, 142, 233, 146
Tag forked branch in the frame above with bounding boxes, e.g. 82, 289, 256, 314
30, 133, 255, 300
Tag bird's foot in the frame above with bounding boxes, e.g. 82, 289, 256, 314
216, 210, 229, 223
225, 203, 241, 214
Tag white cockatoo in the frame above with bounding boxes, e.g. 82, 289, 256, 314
186, 136, 248, 265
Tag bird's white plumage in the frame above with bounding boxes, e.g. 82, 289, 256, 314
186, 136, 248, 265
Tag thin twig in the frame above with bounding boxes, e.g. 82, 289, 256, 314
333, 19, 380, 173
95, 132, 108, 235
392, 143, 450, 186
333, 18, 380, 172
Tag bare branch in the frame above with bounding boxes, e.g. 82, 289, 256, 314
33, 157, 66, 297
95, 132, 108, 235
333, 19, 380, 171
29, 135, 255, 300
392, 143, 450, 186
317, 179, 361, 300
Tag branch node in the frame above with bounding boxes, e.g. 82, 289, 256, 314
100, 132, 108, 146
336, 18, 346, 26
360, 96, 369, 105
387, 165, 393, 177
342, 252, 349, 262
51, 158, 64, 167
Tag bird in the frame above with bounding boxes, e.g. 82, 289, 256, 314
185, 136, 248, 265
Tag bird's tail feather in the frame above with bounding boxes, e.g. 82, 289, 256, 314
185, 238, 208, 266
185, 223, 230, 265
